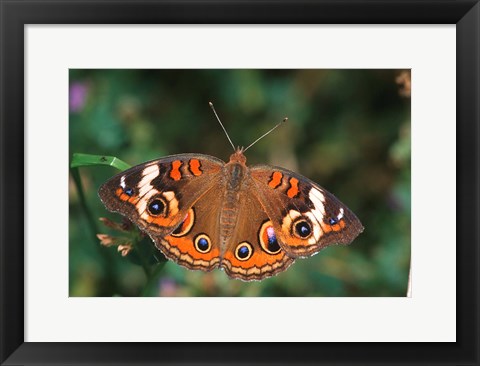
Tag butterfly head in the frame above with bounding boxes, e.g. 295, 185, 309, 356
229, 148, 247, 165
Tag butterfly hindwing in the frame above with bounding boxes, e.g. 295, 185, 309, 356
220, 191, 295, 281
154, 185, 223, 272
155, 184, 294, 281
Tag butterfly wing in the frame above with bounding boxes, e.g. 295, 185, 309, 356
250, 165, 364, 258
98, 154, 224, 237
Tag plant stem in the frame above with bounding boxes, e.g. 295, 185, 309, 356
141, 262, 167, 297
70, 167, 119, 295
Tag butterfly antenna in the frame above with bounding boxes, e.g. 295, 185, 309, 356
209, 102, 236, 152
243, 117, 288, 152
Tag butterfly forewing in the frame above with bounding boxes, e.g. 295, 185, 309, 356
98, 154, 224, 237
250, 165, 364, 258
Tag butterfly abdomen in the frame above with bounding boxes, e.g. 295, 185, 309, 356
218, 162, 249, 251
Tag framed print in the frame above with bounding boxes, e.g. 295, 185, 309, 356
1, 1, 479, 365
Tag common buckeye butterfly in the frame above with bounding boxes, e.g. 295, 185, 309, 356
98, 103, 363, 281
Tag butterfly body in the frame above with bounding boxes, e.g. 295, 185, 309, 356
99, 149, 363, 281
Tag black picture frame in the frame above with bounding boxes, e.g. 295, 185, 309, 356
1, 1, 478, 365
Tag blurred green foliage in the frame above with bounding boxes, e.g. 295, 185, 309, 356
69, 69, 411, 297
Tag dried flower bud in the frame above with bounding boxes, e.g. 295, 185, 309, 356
99, 217, 130, 232
118, 244, 133, 256
97, 233, 115, 247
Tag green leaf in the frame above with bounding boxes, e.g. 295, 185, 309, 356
70, 153, 131, 171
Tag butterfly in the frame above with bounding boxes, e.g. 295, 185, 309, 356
98, 103, 363, 281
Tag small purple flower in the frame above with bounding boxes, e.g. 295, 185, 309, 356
69, 81, 88, 113
159, 278, 178, 296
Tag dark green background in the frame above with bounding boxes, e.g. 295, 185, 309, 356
69, 69, 411, 297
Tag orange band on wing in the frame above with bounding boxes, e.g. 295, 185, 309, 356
188, 159, 202, 176
287, 178, 299, 198
166, 236, 220, 262
223, 247, 287, 269
170, 160, 182, 181
116, 188, 129, 201
146, 215, 172, 227
321, 220, 346, 233
115, 187, 139, 203
268, 171, 283, 189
